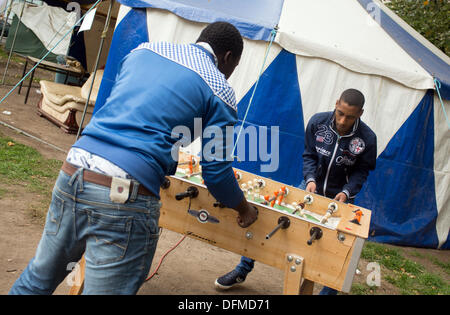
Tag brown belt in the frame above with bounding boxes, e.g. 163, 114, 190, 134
61, 161, 155, 197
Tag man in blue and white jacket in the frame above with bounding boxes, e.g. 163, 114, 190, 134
215, 89, 377, 294
304, 88, 377, 295
10, 22, 257, 295
303, 88, 377, 204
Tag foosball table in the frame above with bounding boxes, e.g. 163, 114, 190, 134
69, 152, 371, 295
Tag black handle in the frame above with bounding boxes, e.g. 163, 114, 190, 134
175, 186, 199, 200
265, 216, 290, 239
307, 226, 323, 245
160, 177, 170, 189
213, 201, 226, 208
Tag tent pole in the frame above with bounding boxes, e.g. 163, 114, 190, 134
0, 0, 13, 44
1, 0, 25, 85
76, 0, 114, 140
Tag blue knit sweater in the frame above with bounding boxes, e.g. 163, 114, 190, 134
73, 42, 243, 208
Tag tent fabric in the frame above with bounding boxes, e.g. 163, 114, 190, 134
94, 3, 450, 249
116, 0, 283, 41
42, 0, 90, 72
5, 15, 59, 63
357, 0, 450, 100
433, 96, 450, 249
233, 49, 304, 184
94, 7, 149, 115
6, 2, 86, 69
276, 0, 435, 93
356, 91, 440, 248
11, 2, 76, 56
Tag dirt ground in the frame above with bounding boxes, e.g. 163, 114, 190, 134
0, 61, 448, 296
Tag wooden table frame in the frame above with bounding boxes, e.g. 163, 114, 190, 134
68, 164, 371, 295
18, 56, 85, 104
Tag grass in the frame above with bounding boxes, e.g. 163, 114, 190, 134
410, 250, 450, 275
350, 282, 379, 295
0, 46, 26, 64
0, 133, 61, 219
353, 242, 450, 295
0, 187, 7, 198
0, 135, 61, 188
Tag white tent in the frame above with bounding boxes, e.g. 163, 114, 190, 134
93, 0, 450, 249
10, 2, 76, 56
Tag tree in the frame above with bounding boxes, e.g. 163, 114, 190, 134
385, 0, 449, 56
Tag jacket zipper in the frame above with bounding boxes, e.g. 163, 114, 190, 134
323, 135, 340, 196
323, 116, 359, 196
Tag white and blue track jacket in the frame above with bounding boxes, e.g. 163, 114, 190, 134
303, 111, 377, 200
73, 42, 244, 208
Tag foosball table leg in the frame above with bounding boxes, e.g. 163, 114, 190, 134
69, 255, 85, 295
299, 278, 315, 295
283, 254, 313, 295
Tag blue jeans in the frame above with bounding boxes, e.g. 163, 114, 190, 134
235, 256, 255, 275
9, 168, 161, 295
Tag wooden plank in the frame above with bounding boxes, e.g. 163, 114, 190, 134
283, 254, 304, 295
300, 279, 315, 295
68, 256, 85, 295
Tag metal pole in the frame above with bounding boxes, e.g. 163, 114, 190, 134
76, 0, 114, 140
0, 0, 13, 44
0, 119, 67, 153
2, 0, 25, 85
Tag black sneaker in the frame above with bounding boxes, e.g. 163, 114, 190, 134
214, 270, 246, 290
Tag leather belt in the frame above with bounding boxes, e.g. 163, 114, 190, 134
61, 161, 155, 197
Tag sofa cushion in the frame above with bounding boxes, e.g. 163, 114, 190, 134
80, 69, 104, 101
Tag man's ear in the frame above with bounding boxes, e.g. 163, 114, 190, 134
359, 108, 364, 117
223, 51, 232, 64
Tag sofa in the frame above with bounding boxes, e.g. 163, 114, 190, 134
37, 70, 103, 134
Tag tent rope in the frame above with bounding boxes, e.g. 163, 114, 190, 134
231, 25, 279, 157
0, 0, 102, 107
434, 78, 450, 130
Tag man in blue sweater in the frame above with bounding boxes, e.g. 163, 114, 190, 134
215, 89, 376, 295
10, 22, 258, 295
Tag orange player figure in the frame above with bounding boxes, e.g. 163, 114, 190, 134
188, 156, 195, 174
262, 194, 275, 206
276, 186, 287, 205
270, 191, 279, 207
350, 209, 363, 225
263, 187, 287, 207
178, 155, 196, 174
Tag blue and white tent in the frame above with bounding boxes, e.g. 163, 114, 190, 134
93, 0, 450, 249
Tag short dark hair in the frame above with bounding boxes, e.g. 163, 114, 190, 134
196, 22, 243, 59
340, 89, 365, 109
